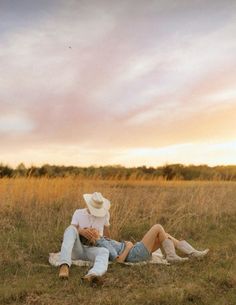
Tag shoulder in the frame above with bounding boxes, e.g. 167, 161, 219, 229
71, 208, 87, 225
73, 208, 86, 216
74, 208, 86, 213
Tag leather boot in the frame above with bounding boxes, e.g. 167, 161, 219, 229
176, 240, 209, 258
162, 239, 189, 263
59, 264, 69, 279
82, 273, 104, 286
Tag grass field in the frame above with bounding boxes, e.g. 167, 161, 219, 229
0, 178, 236, 305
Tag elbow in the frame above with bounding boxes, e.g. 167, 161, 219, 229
115, 256, 124, 263
110, 255, 119, 262
109, 251, 119, 261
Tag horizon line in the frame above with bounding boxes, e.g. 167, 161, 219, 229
1, 162, 236, 169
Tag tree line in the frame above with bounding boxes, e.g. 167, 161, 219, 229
1, 163, 236, 180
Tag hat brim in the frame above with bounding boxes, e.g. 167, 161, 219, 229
83, 194, 110, 217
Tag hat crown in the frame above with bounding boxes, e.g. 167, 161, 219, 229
83, 192, 110, 217
91, 192, 104, 209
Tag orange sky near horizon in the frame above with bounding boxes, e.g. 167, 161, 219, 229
0, 0, 236, 167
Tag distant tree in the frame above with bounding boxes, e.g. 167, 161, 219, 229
1, 162, 236, 180
161, 165, 175, 180
15, 163, 27, 177
27, 166, 40, 177
0, 164, 13, 177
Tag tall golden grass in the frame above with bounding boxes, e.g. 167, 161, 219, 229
1, 177, 235, 242
1, 177, 236, 305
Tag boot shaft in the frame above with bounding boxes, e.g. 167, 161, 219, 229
162, 239, 188, 263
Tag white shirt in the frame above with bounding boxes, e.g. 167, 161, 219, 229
71, 208, 110, 236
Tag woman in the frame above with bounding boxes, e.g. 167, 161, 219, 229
88, 224, 209, 263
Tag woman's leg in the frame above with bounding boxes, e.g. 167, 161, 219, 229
141, 224, 167, 253
141, 224, 189, 263
166, 233, 180, 247
166, 233, 209, 258
176, 240, 209, 257
150, 237, 162, 252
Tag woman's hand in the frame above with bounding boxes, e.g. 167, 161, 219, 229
116, 240, 134, 263
125, 241, 134, 249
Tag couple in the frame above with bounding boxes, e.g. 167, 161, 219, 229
59, 192, 209, 283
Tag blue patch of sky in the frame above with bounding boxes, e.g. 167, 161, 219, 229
0, 0, 63, 38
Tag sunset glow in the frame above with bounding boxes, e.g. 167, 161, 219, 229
0, 0, 236, 167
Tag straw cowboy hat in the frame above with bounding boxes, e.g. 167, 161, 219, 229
83, 192, 110, 217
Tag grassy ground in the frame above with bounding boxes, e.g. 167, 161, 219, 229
0, 178, 235, 305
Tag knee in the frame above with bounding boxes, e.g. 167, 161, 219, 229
152, 224, 164, 233
97, 247, 109, 257
166, 233, 171, 239
64, 225, 78, 236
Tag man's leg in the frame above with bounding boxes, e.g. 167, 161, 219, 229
59, 225, 109, 282
59, 225, 85, 278
83, 246, 109, 276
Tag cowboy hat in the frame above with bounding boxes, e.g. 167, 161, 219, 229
83, 192, 110, 217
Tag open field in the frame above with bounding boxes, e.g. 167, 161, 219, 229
0, 177, 236, 305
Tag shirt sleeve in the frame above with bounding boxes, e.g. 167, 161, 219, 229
104, 211, 110, 226
71, 210, 80, 226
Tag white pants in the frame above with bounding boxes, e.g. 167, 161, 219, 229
60, 225, 109, 276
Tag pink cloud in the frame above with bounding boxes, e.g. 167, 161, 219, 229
0, 0, 236, 165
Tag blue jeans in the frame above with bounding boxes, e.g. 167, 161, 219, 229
60, 225, 109, 276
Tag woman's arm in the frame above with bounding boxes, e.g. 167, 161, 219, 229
103, 225, 111, 238
116, 241, 134, 263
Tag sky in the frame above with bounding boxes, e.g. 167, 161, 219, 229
0, 0, 236, 167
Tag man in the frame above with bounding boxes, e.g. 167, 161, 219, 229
59, 192, 111, 283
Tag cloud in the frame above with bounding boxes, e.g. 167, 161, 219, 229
1, 140, 236, 167
0, 113, 35, 133
0, 0, 236, 165
204, 88, 236, 103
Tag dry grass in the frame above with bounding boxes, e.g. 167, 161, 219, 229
0, 177, 236, 305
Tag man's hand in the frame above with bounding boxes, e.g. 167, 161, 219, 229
78, 227, 100, 243
89, 228, 100, 244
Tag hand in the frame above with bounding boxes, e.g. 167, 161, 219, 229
125, 241, 134, 249
116, 241, 134, 264
78, 227, 100, 242
87, 228, 100, 245
89, 228, 100, 240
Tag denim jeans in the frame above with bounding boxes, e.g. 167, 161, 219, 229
60, 225, 109, 276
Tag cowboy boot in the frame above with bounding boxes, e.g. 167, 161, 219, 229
176, 240, 209, 258
59, 264, 69, 279
82, 273, 104, 286
162, 239, 189, 263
